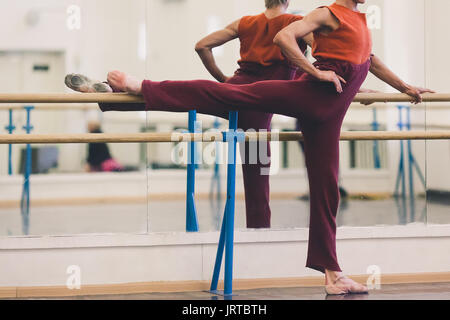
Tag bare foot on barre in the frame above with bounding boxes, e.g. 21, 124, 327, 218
107, 70, 143, 95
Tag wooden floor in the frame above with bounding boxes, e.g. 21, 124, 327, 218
13, 282, 450, 300
2, 197, 449, 236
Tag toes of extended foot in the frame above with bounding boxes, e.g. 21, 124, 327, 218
93, 82, 113, 93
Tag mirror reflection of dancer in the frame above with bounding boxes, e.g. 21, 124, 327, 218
66, 0, 434, 295
67, 0, 308, 229
86, 121, 124, 172
194, 0, 308, 229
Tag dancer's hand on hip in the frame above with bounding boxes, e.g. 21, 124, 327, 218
315, 70, 347, 93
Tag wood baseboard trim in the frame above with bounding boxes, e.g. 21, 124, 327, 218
2, 272, 450, 299
0, 192, 394, 208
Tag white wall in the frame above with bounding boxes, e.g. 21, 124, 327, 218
1, 225, 450, 288
424, 0, 450, 190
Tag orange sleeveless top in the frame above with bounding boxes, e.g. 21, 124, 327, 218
312, 3, 372, 65
239, 13, 306, 67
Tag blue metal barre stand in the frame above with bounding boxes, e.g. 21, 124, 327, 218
186, 110, 200, 232
394, 105, 426, 223
209, 111, 244, 297
21, 105, 34, 235
5, 109, 16, 175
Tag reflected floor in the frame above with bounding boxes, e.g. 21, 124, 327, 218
0, 197, 448, 236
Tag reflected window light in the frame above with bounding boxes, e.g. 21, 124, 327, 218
138, 22, 147, 61
367, 5, 381, 30
66, 5, 81, 31
207, 15, 224, 57
25, 9, 40, 27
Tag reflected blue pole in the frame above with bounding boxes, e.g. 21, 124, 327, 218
399, 107, 408, 223
212, 118, 221, 204
406, 107, 416, 220
405, 107, 426, 189
394, 106, 406, 197
21, 106, 34, 235
371, 108, 381, 169
210, 117, 222, 230
5, 109, 16, 175
186, 110, 199, 232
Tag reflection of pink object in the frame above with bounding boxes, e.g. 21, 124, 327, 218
101, 158, 123, 172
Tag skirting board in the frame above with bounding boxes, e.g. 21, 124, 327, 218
0, 192, 393, 208
1, 272, 450, 299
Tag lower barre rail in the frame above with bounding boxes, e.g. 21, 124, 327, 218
0, 131, 450, 144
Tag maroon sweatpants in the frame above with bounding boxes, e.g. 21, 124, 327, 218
101, 58, 370, 273
139, 59, 370, 273
100, 62, 298, 229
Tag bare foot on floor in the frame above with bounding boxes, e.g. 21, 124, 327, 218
325, 270, 368, 295
65, 74, 113, 93
107, 70, 143, 95
334, 276, 369, 294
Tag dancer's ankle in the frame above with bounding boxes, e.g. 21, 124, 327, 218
325, 269, 343, 285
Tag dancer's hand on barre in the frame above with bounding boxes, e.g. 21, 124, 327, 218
369, 54, 435, 104
315, 70, 347, 93
402, 85, 435, 104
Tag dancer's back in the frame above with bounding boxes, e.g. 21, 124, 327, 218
238, 13, 306, 67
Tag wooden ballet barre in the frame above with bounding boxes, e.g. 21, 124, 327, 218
352, 93, 450, 103
0, 93, 449, 104
0, 93, 145, 104
1, 103, 450, 112
1, 131, 450, 144
0, 104, 98, 111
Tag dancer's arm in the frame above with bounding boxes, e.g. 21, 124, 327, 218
369, 54, 435, 103
195, 19, 240, 83
273, 8, 346, 93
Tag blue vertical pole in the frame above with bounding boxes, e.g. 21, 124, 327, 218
371, 108, 381, 169
21, 106, 34, 235
186, 110, 199, 232
394, 106, 404, 195
223, 111, 239, 296
210, 202, 228, 292
209, 111, 242, 296
5, 109, 16, 175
